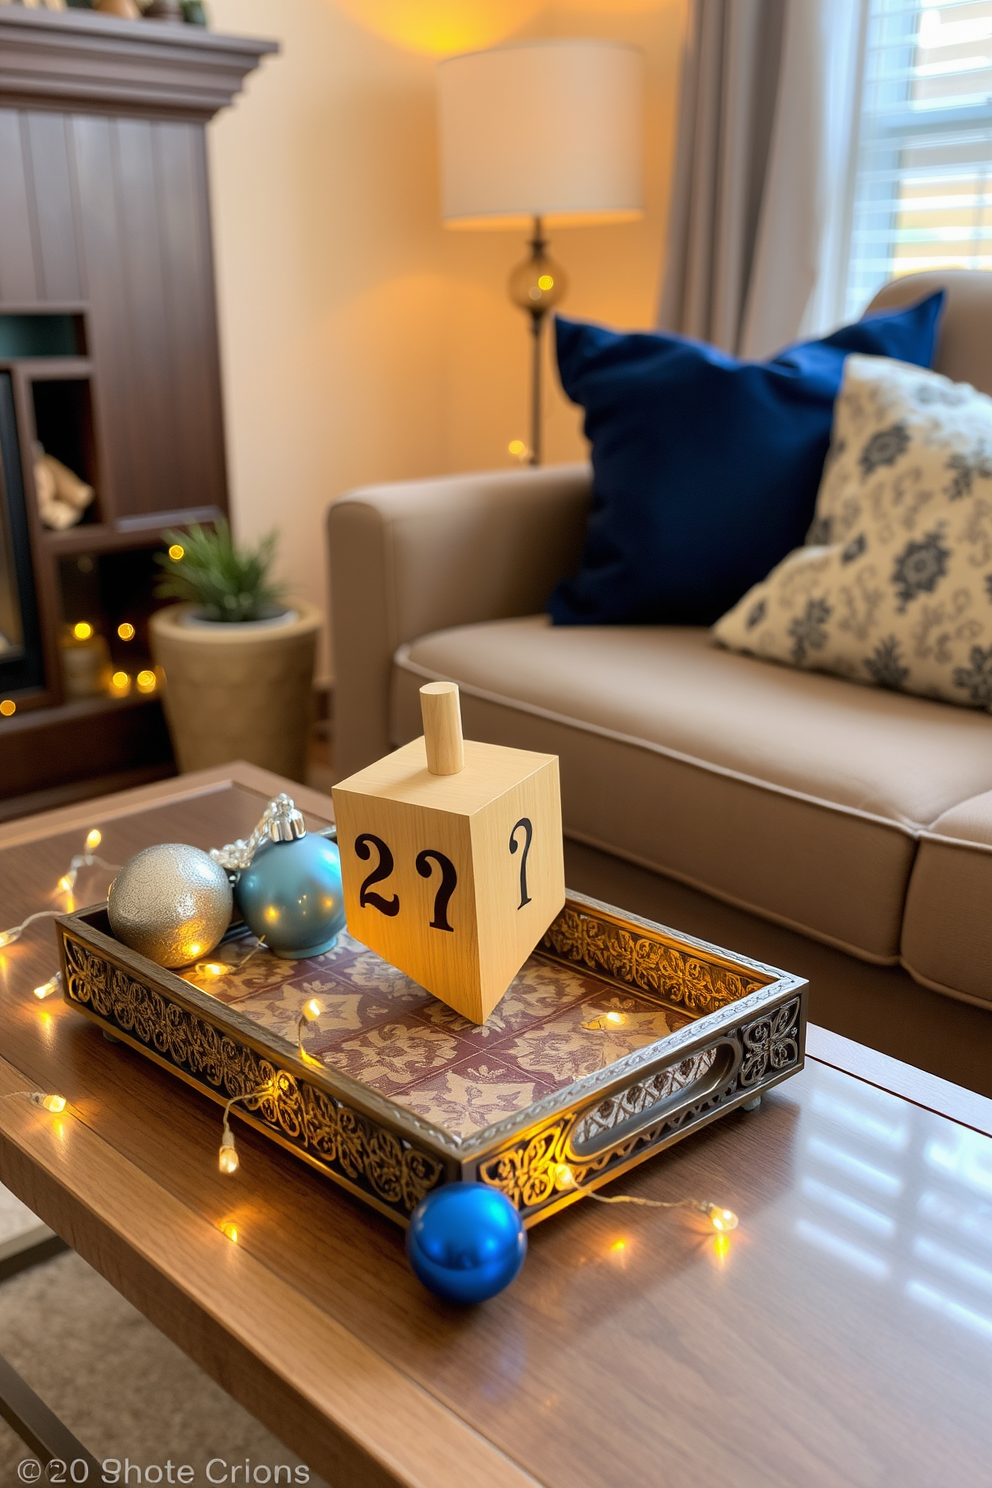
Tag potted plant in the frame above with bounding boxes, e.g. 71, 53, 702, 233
148, 521, 321, 781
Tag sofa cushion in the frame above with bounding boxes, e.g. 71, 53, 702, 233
548, 293, 944, 627
392, 617, 992, 963
715, 354, 992, 709
902, 793, 992, 1006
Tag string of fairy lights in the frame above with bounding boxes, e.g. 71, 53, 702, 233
0, 826, 121, 1114
0, 828, 119, 954
2, 825, 740, 1240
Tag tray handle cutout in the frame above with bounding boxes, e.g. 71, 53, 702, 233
567, 1040, 737, 1160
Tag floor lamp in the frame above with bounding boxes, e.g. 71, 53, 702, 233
437, 40, 644, 466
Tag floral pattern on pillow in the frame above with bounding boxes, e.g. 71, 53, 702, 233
712, 354, 992, 710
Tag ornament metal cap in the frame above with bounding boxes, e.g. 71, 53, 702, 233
267, 794, 306, 843
211, 793, 307, 871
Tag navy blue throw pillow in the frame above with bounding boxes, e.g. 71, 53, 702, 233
549, 292, 945, 626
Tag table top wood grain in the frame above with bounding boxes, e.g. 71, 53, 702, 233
1, 763, 991, 1488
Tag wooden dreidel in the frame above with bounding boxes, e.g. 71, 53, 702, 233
331, 681, 565, 1024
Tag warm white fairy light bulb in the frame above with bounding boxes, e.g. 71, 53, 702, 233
33, 975, 61, 1000
297, 998, 324, 1063
218, 1130, 239, 1175
580, 1009, 629, 1032
215, 1080, 275, 1177
3, 1090, 68, 1113
703, 1204, 739, 1233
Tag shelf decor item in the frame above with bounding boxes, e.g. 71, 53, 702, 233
33, 447, 94, 530
406, 1183, 526, 1303
59, 624, 110, 699
332, 681, 565, 1024
107, 841, 233, 968
212, 793, 346, 960
149, 522, 320, 779
55, 883, 807, 1229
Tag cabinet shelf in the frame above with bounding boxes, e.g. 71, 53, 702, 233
40, 507, 223, 556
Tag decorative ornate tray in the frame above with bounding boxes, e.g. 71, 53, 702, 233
56, 891, 807, 1227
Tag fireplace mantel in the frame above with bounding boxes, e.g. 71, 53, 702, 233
0, 7, 277, 121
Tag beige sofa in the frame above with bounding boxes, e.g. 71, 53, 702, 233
327, 271, 992, 1091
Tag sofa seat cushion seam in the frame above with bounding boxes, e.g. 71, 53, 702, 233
899, 955, 992, 1010
916, 828, 992, 857
394, 643, 923, 839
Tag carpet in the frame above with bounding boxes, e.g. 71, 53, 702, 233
0, 1247, 328, 1486
0, 1184, 51, 1263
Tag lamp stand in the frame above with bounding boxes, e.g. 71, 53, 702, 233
508, 217, 567, 467
528, 295, 544, 469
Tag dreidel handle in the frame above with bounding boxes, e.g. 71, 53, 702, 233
420, 681, 465, 775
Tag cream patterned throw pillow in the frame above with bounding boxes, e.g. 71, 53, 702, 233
713, 354, 992, 709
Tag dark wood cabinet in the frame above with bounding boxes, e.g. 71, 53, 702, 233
0, 8, 275, 812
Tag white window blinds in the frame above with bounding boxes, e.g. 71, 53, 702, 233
846, 0, 992, 318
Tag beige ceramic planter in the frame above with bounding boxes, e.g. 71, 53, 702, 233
149, 602, 322, 780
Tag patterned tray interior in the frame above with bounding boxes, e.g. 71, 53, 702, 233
177, 929, 709, 1141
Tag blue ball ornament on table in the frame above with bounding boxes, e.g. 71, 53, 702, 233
235, 831, 346, 959
406, 1183, 527, 1303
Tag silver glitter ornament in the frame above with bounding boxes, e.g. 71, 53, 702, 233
108, 843, 233, 968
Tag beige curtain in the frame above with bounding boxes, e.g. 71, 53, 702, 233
659, 0, 867, 358
658, 0, 787, 353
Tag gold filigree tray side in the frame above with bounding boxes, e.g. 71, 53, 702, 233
57, 891, 807, 1227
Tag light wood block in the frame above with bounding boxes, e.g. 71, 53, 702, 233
332, 687, 565, 1023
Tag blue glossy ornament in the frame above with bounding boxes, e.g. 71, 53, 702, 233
406, 1183, 526, 1303
235, 833, 346, 959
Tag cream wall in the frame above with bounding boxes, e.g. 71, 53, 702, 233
207, 0, 686, 678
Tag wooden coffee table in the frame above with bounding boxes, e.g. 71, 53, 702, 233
1, 764, 991, 1488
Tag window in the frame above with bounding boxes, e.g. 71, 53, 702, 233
846, 0, 992, 317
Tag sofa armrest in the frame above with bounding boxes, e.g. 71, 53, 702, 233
327, 463, 591, 776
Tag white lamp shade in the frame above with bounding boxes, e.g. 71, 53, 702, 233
438, 40, 644, 229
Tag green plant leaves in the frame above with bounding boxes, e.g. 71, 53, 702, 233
154, 520, 287, 623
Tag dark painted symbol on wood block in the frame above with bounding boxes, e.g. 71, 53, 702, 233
509, 817, 533, 908
355, 833, 400, 916
416, 849, 457, 931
